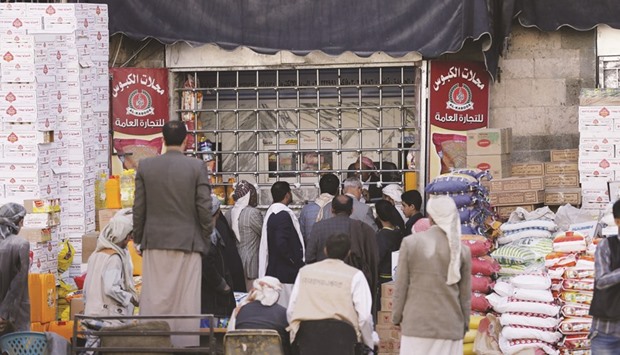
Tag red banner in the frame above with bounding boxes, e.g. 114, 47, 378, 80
429, 61, 489, 131
110, 68, 169, 135
427, 61, 490, 180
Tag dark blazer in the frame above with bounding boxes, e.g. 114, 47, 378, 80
306, 214, 352, 263
265, 211, 305, 284
133, 150, 213, 255
321, 194, 378, 231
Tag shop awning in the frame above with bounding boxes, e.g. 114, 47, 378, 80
515, 0, 620, 31
79, 0, 495, 70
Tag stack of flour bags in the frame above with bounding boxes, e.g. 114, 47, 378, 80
492, 209, 557, 276
546, 230, 595, 354
425, 169, 493, 235
486, 273, 562, 355
462, 235, 498, 316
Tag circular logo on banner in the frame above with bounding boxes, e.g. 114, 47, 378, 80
127, 89, 154, 117
447, 84, 473, 111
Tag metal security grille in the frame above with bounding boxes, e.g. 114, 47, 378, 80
174, 66, 421, 205
599, 56, 620, 88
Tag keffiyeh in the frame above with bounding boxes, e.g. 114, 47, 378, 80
96, 208, 137, 299
230, 181, 256, 242
426, 195, 462, 285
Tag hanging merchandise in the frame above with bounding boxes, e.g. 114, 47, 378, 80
95, 171, 108, 210
105, 176, 122, 209
120, 169, 136, 208
181, 74, 203, 150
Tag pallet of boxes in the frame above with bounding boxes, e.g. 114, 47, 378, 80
377, 282, 400, 355
544, 150, 581, 208
578, 89, 620, 216
465, 128, 534, 220
0, 1, 110, 340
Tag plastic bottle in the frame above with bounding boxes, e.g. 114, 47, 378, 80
120, 169, 136, 208
95, 172, 108, 210
105, 175, 122, 209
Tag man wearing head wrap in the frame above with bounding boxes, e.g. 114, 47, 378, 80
382, 184, 406, 223
347, 156, 383, 202
225, 180, 263, 292
0, 203, 29, 334
391, 195, 471, 355
228, 276, 291, 354
84, 208, 138, 323
201, 195, 237, 317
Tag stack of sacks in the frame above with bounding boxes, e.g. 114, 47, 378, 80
463, 316, 481, 355
425, 169, 493, 236
491, 236, 553, 277
486, 273, 562, 355
546, 231, 594, 354
462, 235, 496, 315
498, 219, 557, 246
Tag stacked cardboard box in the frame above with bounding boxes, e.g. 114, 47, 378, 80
377, 282, 401, 355
20, 198, 61, 276
489, 176, 545, 219
20, 3, 110, 277
577, 90, 620, 214
466, 128, 512, 179
544, 151, 581, 206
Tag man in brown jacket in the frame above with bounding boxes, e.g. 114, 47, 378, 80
392, 195, 471, 354
133, 120, 213, 348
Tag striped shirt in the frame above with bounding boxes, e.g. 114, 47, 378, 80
591, 237, 620, 336
226, 206, 263, 280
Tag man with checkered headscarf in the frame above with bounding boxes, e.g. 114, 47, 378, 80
225, 180, 264, 292
0, 203, 29, 334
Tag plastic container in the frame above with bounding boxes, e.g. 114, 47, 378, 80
0, 331, 48, 355
104, 176, 121, 209
95, 171, 108, 210
120, 169, 136, 208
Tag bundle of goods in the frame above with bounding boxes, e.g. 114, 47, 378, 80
486, 273, 562, 354
498, 218, 557, 246
462, 235, 497, 315
546, 231, 595, 354
491, 236, 553, 277
425, 169, 493, 235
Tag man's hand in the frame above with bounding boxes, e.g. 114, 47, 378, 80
361, 188, 370, 202
0, 318, 7, 333
134, 243, 142, 257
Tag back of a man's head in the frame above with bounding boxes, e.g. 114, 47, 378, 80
319, 173, 340, 195
325, 233, 351, 260
271, 181, 291, 203
162, 121, 187, 146
402, 190, 422, 211
613, 199, 620, 223
332, 194, 353, 216
343, 177, 362, 194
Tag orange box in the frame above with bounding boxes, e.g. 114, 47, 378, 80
48, 320, 74, 341
30, 322, 49, 332
29, 273, 57, 323
128, 240, 142, 276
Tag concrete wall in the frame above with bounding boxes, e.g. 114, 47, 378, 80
489, 26, 597, 163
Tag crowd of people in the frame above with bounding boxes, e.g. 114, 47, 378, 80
8, 121, 618, 354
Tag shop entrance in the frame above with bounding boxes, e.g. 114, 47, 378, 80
174, 66, 422, 205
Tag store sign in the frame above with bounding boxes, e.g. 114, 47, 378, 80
110, 68, 169, 135
428, 61, 489, 179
